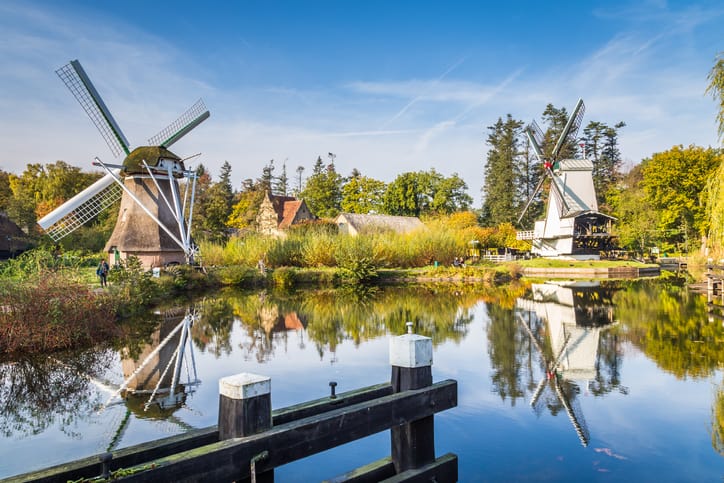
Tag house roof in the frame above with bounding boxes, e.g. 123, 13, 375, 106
0, 212, 31, 252
335, 213, 424, 234
278, 200, 304, 229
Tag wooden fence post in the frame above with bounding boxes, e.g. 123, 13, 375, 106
218, 373, 273, 482
389, 325, 435, 473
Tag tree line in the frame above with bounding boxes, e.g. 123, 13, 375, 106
2, 53, 724, 256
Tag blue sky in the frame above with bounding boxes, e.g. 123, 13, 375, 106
0, 0, 722, 205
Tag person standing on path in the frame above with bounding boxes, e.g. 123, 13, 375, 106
97, 260, 109, 287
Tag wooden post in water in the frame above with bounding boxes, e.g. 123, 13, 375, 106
218, 373, 273, 482
389, 323, 435, 473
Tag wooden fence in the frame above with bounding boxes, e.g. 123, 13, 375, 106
8, 330, 458, 483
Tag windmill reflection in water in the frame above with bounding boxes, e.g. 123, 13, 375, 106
516, 281, 616, 446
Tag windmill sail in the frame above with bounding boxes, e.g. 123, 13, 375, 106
37, 170, 122, 241
147, 100, 210, 148
551, 99, 585, 159
56, 60, 130, 158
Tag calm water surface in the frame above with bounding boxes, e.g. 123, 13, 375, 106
1, 279, 723, 481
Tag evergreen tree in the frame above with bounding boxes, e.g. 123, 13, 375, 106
275, 160, 289, 196
300, 156, 343, 218
481, 115, 524, 226
582, 121, 626, 209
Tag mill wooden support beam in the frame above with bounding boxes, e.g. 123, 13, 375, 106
10, 383, 394, 483
95, 380, 457, 482
389, 330, 435, 473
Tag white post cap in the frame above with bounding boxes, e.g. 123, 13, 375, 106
389, 333, 433, 368
219, 373, 271, 400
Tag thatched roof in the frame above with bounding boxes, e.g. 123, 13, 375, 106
335, 213, 424, 235
122, 146, 182, 174
0, 212, 31, 254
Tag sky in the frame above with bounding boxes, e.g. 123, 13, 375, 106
0, 0, 722, 206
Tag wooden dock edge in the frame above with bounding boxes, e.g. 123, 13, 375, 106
4, 382, 394, 483
323, 453, 458, 483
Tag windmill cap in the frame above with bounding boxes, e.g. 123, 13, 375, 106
123, 146, 183, 175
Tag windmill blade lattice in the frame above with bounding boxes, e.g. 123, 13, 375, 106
37, 171, 122, 241
551, 99, 585, 160
56, 61, 130, 158
148, 99, 210, 148
527, 120, 545, 158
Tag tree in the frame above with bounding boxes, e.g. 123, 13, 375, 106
228, 178, 265, 230
384, 170, 473, 217
383, 172, 420, 216
340, 171, 386, 214
300, 156, 343, 218
705, 160, 724, 254
481, 115, 524, 226
639, 145, 722, 252
610, 165, 659, 254
275, 160, 289, 196
294, 165, 305, 195
0, 170, 13, 213
541, 104, 577, 160
582, 120, 626, 210
706, 51, 724, 140
6, 161, 100, 233
430, 173, 472, 214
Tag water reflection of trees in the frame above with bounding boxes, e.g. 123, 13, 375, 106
190, 283, 530, 363
614, 279, 724, 379
0, 349, 115, 438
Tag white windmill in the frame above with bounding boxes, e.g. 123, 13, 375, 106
37, 60, 209, 268
517, 99, 615, 260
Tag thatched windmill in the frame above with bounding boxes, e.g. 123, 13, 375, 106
517, 99, 615, 259
37, 60, 209, 268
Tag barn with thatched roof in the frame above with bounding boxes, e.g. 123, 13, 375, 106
256, 191, 316, 236
0, 212, 32, 259
334, 213, 424, 236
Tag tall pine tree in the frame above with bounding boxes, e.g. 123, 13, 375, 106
481, 115, 524, 226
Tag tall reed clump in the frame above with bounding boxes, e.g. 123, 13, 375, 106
0, 272, 118, 355
373, 229, 462, 267
300, 232, 339, 267
335, 235, 378, 284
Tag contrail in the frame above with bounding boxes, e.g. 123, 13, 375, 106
379, 56, 467, 129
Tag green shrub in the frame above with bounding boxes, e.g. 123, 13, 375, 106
335, 237, 378, 285
214, 265, 260, 286
107, 256, 159, 316
271, 267, 297, 288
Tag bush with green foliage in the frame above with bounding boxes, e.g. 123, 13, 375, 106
107, 256, 159, 316
335, 236, 378, 284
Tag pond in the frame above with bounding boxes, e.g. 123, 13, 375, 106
1, 279, 723, 481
